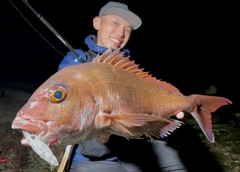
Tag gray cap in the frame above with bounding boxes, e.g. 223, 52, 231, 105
99, 1, 142, 30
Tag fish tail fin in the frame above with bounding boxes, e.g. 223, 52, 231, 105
190, 94, 232, 143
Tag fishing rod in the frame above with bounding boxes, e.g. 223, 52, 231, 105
10, 0, 86, 63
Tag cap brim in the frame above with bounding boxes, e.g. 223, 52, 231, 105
104, 8, 142, 30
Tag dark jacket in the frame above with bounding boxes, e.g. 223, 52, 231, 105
58, 35, 130, 71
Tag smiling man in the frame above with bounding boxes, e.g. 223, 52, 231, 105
58, 1, 141, 69
58, 1, 186, 172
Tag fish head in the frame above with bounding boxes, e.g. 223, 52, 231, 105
12, 69, 97, 145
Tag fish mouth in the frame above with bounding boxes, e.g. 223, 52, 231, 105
12, 117, 46, 135
12, 117, 57, 146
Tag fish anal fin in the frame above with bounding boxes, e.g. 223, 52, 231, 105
97, 132, 111, 143
148, 120, 182, 139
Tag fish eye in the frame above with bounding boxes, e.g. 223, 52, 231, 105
49, 85, 67, 103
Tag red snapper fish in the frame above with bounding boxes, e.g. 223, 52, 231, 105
12, 49, 232, 147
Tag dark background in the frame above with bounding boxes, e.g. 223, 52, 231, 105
0, 0, 238, 106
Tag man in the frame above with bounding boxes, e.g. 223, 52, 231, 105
58, 1, 186, 172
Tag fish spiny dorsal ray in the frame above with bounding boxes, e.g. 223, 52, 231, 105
93, 49, 181, 94
93, 49, 152, 79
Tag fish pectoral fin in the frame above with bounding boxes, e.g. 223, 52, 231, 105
97, 132, 111, 143
102, 113, 172, 137
103, 113, 172, 127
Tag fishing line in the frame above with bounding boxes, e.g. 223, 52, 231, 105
9, 0, 65, 57
9, 0, 86, 63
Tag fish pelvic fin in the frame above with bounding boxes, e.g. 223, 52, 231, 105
190, 94, 232, 143
102, 113, 172, 138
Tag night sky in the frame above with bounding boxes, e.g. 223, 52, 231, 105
0, 0, 238, 105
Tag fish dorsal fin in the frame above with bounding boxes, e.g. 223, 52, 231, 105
93, 49, 181, 94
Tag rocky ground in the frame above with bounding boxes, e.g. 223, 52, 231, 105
0, 82, 239, 172
0, 83, 65, 172
180, 110, 240, 172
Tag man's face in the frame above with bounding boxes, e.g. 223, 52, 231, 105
94, 15, 132, 49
